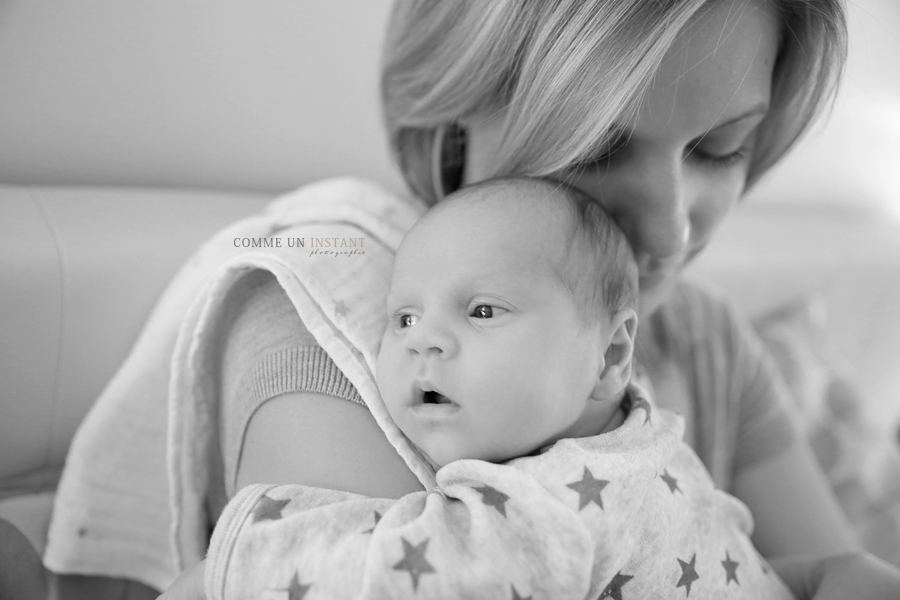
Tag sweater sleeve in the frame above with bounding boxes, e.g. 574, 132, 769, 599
725, 299, 800, 472
661, 280, 798, 491
216, 270, 364, 500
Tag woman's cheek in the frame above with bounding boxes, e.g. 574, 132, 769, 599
688, 176, 743, 252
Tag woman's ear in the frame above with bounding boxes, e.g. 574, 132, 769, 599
591, 308, 638, 401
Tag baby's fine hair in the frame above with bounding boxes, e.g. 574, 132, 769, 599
450, 177, 638, 320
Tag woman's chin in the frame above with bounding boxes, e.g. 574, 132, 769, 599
638, 275, 678, 318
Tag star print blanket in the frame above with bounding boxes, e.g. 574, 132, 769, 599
44, 178, 434, 588
205, 392, 796, 600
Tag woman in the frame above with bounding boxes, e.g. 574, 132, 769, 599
167, 0, 899, 597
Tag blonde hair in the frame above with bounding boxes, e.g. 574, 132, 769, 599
381, 0, 847, 204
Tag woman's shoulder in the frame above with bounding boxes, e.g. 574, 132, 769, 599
222, 269, 317, 363
655, 277, 750, 347
667, 276, 735, 315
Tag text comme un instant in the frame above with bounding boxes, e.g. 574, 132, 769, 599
233, 237, 365, 249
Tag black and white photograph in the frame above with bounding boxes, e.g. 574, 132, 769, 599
1, 1, 900, 598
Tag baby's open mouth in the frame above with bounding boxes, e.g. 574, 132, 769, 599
422, 390, 452, 405
412, 383, 460, 416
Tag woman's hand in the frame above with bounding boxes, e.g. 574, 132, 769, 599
771, 552, 900, 600
157, 559, 206, 600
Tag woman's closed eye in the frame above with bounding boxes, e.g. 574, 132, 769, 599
687, 121, 760, 170
689, 144, 750, 169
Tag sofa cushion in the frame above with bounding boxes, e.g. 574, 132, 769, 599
0, 186, 271, 481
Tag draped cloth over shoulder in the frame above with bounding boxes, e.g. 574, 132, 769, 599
44, 179, 435, 589
203, 390, 797, 600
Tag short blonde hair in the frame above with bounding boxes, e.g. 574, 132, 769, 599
381, 0, 847, 204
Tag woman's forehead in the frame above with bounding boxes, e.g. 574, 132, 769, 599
635, 0, 779, 137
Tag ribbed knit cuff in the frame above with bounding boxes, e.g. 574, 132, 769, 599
224, 346, 365, 496
242, 346, 364, 411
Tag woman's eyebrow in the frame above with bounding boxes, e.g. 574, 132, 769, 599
714, 101, 769, 128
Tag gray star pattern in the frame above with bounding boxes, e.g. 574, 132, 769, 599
363, 510, 382, 534
286, 572, 312, 600
510, 584, 532, 600
600, 571, 634, 600
334, 299, 350, 318
676, 553, 700, 597
253, 495, 290, 523
722, 551, 740, 585
566, 467, 610, 510
393, 537, 436, 591
660, 469, 681, 494
474, 485, 510, 517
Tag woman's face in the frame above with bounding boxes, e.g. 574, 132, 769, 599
463, 0, 780, 315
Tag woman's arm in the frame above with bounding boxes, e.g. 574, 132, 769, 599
236, 391, 425, 499
731, 438, 860, 559
770, 552, 900, 600
680, 282, 860, 558
159, 392, 423, 600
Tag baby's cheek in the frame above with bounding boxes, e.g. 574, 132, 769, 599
374, 346, 400, 408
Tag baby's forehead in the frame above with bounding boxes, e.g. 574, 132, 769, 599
430, 182, 575, 239
396, 186, 575, 277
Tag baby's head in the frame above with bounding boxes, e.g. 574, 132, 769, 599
376, 177, 638, 468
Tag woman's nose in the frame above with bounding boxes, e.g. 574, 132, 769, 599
405, 317, 458, 358
578, 161, 692, 263
612, 170, 692, 262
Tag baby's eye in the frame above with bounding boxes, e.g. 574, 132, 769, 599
470, 305, 494, 319
398, 314, 418, 328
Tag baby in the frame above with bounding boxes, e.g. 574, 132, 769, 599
376, 177, 639, 469
203, 178, 796, 600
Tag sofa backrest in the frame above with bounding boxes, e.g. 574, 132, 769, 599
0, 187, 271, 481
0, 0, 403, 194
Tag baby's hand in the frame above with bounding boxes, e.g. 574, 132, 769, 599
772, 552, 900, 600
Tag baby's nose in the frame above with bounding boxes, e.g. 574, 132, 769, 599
405, 318, 458, 358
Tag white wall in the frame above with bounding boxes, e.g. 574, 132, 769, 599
694, 0, 900, 433
1, 0, 898, 207
747, 0, 900, 216
0, 0, 403, 193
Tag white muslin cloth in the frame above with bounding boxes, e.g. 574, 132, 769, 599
204, 391, 795, 600
45, 178, 432, 589
46, 177, 793, 599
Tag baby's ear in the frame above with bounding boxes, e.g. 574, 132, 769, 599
592, 308, 638, 401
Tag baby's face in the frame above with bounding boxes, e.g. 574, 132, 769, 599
376, 194, 608, 467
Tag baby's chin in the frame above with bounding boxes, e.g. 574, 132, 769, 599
415, 441, 460, 470
416, 440, 527, 469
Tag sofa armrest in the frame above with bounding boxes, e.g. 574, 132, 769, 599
0, 186, 272, 482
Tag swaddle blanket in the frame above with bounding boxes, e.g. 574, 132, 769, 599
46, 176, 793, 598
45, 178, 432, 588
205, 393, 795, 600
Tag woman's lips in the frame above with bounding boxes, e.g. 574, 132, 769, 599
638, 269, 671, 291
636, 247, 701, 290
